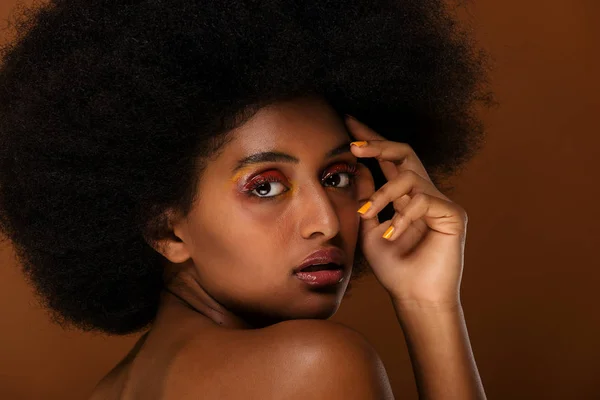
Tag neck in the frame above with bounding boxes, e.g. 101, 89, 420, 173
162, 264, 253, 330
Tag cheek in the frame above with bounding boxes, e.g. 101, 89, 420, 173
190, 195, 292, 274
237, 202, 295, 254
335, 193, 362, 234
343, 206, 361, 243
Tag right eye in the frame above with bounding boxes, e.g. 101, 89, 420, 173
250, 180, 289, 198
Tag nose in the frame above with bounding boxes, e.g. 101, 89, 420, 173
297, 181, 341, 241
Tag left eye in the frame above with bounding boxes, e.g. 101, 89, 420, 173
323, 172, 353, 188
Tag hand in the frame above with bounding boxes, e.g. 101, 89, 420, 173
345, 115, 468, 308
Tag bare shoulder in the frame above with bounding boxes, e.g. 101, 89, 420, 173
263, 319, 395, 399
263, 318, 378, 349
164, 319, 395, 400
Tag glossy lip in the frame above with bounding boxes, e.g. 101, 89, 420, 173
295, 269, 345, 287
294, 247, 346, 273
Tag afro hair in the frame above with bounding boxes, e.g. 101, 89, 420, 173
0, 0, 492, 334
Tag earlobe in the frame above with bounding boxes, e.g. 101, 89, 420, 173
157, 237, 191, 264
149, 210, 192, 264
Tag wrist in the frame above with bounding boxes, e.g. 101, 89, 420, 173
392, 298, 468, 341
390, 295, 462, 315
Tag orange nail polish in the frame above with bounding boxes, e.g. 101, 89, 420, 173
350, 141, 368, 148
382, 226, 395, 239
357, 201, 372, 214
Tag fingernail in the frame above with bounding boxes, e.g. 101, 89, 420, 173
350, 141, 368, 148
357, 201, 372, 214
382, 226, 395, 239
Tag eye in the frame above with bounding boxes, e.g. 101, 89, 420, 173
322, 163, 359, 188
251, 180, 288, 198
243, 171, 290, 198
242, 163, 358, 199
323, 172, 351, 188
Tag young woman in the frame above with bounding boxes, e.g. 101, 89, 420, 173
0, 0, 491, 398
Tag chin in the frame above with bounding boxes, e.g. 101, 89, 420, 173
292, 287, 348, 320
233, 281, 350, 327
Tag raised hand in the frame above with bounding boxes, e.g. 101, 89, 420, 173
345, 115, 469, 308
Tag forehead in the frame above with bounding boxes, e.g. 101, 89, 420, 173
222, 96, 350, 157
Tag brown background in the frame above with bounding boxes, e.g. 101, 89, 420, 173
1, 0, 599, 399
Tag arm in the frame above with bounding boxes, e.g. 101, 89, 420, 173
394, 301, 485, 400
344, 115, 487, 399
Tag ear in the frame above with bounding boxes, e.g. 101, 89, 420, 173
148, 209, 192, 264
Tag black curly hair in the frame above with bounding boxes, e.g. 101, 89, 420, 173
0, 0, 492, 335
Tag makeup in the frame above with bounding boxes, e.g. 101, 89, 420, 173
295, 268, 345, 286
231, 161, 358, 200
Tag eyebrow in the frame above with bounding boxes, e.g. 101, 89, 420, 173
232, 140, 353, 173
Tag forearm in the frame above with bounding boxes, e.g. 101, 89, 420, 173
393, 300, 486, 400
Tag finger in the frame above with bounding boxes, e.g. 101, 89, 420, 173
349, 138, 433, 184
345, 115, 386, 140
352, 140, 400, 181
381, 193, 467, 240
354, 164, 379, 235
345, 115, 433, 184
393, 194, 412, 214
344, 115, 399, 180
357, 170, 448, 220
345, 116, 398, 180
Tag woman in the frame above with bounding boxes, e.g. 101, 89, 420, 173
0, 0, 491, 398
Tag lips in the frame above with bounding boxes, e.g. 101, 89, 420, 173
295, 247, 345, 273
300, 262, 342, 272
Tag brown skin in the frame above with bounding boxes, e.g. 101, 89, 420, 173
90, 96, 485, 399
156, 96, 361, 328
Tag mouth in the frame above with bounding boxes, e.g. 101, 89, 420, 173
293, 247, 346, 286
294, 262, 345, 286
294, 247, 346, 274
298, 262, 343, 272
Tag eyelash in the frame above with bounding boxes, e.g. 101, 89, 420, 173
243, 163, 359, 199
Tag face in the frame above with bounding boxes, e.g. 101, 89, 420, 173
169, 96, 362, 327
